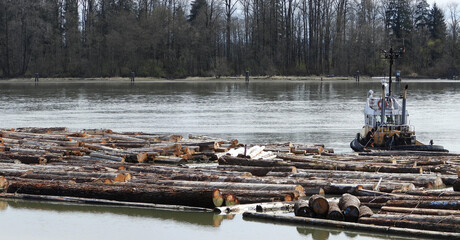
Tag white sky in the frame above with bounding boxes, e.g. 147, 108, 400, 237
427, 0, 457, 9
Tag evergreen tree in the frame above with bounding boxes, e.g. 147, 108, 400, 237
414, 0, 430, 30
429, 3, 447, 40
385, 0, 412, 39
189, 0, 207, 24
426, 3, 447, 67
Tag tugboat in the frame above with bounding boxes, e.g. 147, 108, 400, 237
350, 48, 448, 152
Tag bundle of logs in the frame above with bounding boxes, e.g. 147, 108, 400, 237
1, 127, 460, 236
0, 127, 310, 208
294, 193, 373, 222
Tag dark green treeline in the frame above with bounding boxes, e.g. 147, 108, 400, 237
0, 0, 458, 78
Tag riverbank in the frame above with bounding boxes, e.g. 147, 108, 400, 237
1, 127, 459, 239
2, 75, 457, 83
0, 75, 373, 82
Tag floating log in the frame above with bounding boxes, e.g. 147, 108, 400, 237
453, 179, 460, 192
339, 193, 361, 222
359, 205, 373, 218
398, 189, 460, 197
358, 217, 460, 233
217, 165, 298, 176
357, 195, 460, 205
214, 201, 294, 214
277, 154, 423, 173
0, 192, 212, 212
370, 214, 460, 225
308, 194, 329, 216
327, 201, 344, 221
154, 156, 186, 164
292, 170, 445, 188
219, 155, 288, 167
380, 206, 460, 216
385, 200, 460, 210
305, 188, 325, 196
5, 179, 217, 208
217, 189, 302, 203
89, 152, 124, 162
156, 180, 305, 193
294, 200, 314, 217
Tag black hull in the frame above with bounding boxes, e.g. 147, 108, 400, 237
350, 138, 365, 152
350, 138, 448, 153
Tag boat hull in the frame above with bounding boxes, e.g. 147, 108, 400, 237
350, 137, 448, 152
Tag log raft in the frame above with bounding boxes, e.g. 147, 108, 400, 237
1, 127, 460, 238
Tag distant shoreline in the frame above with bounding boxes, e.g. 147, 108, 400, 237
0, 76, 456, 83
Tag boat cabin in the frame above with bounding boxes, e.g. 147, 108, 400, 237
359, 81, 415, 146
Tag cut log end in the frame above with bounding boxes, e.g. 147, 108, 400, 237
309, 194, 329, 216
339, 193, 361, 222
0, 176, 9, 190
212, 189, 224, 207
327, 201, 344, 220
225, 194, 239, 206
294, 201, 315, 217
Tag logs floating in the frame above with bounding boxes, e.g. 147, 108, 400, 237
294, 193, 372, 223
1, 127, 460, 237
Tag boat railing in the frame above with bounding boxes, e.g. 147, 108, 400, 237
376, 123, 414, 133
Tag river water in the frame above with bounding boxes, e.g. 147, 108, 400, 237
0, 79, 459, 239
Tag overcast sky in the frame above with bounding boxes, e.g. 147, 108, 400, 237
427, 0, 457, 9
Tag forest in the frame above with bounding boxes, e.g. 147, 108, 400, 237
0, 0, 458, 79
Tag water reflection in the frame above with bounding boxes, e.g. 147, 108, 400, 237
2, 200, 226, 227
243, 215, 415, 240
296, 225, 419, 240
1, 199, 417, 239
0, 201, 8, 210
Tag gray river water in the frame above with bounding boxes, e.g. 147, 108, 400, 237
0, 79, 459, 239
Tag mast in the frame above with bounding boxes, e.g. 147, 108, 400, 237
382, 47, 404, 97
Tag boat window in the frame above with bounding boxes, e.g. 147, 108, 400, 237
375, 115, 381, 126
386, 115, 395, 124
366, 115, 374, 126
